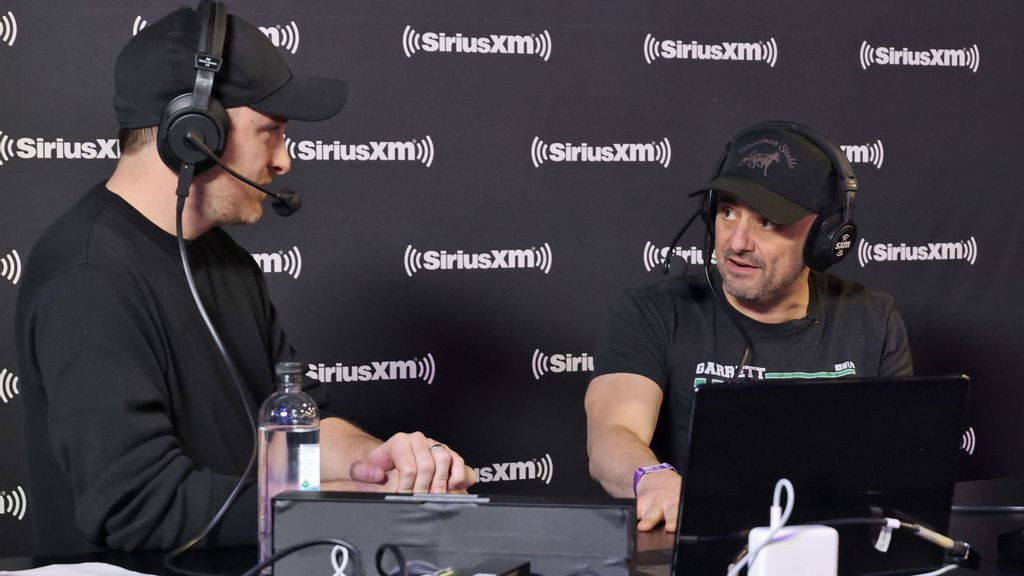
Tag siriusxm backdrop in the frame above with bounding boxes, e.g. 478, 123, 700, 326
0, 0, 1020, 556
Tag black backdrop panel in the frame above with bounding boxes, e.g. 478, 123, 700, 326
0, 0, 1019, 556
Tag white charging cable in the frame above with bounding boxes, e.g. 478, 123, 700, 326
330, 544, 350, 576
725, 478, 795, 576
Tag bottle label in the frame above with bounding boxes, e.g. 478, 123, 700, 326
297, 443, 321, 490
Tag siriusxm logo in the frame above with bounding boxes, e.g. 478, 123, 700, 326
251, 246, 302, 279
259, 21, 301, 54
133, 15, 301, 54
860, 42, 980, 73
531, 137, 671, 168
531, 350, 592, 380
404, 244, 553, 276
475, 454, 554, 484
0, 10, 17, 47
857, 237, 978, 267
1, 249, 21, 285
0, 368, 19, 404
841, 140, 885, 169
305, 355, 436, 385
0, 486, 27, 521
642, 241, 716, 272
403, 26, 552, 61
644, 34, 778, 67
286, 136, 434, 167
962, 427, 976, 455
0, 131, 119, 166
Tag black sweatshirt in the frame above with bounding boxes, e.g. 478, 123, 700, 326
16, 183, 301, 554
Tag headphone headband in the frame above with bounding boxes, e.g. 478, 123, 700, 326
192, 1, 226, 112
157, 1, 230, 173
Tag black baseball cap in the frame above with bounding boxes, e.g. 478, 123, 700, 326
704, 123, 837, 225
114, 6, 348, 129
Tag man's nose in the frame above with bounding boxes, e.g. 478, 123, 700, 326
270, 139, 291, 175
726, 216, 756, 253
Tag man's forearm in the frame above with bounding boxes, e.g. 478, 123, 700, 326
588, 424, 662, 498
319, 416, 382, 481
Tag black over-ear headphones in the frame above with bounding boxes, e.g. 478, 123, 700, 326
702, 121, 858, 271
157, 0, 229, 174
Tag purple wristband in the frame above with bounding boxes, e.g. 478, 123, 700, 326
632, 462, 675, 497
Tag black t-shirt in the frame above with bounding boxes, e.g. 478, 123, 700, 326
15, 183, 312, 553
593, 270, 912, 470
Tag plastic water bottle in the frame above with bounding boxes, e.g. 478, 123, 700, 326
258, 361, 320, 568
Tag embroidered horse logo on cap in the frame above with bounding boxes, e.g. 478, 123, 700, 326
739, 150, 781, 175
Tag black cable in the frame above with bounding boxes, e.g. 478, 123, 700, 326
952, 505, 1024, 513
702, 233, 752, 373
852, 569, 955, 576
163, 165, 261, 576
186, 134, 261, 193
679, 515, 886, 546
660, 207, 703, 275
185, 132, 300, 216
241, 538, 363, 576
160, 146, 358, 576
804, 517, 891, 527
162, 166, 353, 576
376, 544, 409, 576
662, 201, 753, 376
696, 516, 978, 575
678, 531, 749, 544
820, 518, 979, 569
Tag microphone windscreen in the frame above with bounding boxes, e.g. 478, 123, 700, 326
271, 191, 301, 217
663, 254, 692, 279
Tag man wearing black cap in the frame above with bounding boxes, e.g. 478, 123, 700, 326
15, 4, 472, 554
585, 122, 912, 532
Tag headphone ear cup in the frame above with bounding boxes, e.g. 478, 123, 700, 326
157, 93, 229, 173
804, 211, 858, 271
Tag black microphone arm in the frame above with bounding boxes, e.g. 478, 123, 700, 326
662, 206, 704, 275
184, 130, 302, 216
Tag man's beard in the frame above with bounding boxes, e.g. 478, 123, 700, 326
202, 182, 265, 227
717, 247, 806, 304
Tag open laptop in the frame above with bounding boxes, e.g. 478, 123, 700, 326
670, 374, 970, 576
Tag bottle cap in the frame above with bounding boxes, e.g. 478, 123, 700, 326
275, 361, 304, 377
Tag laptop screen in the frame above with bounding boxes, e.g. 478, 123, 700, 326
671, 374, 970, 576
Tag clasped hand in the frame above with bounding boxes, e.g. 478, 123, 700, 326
324, 431, 475, 494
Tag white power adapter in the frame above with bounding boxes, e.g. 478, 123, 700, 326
747, 524, 839, 576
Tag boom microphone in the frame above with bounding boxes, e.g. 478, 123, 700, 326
665, 198, 754, 375
269, 189, 301, 217
184, 130, 302, 216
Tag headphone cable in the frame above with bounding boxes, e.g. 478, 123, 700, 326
162, 162, 260, 576
703, 237, 753, 375
699, 204, 753, 375
662, 200, 753, 378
